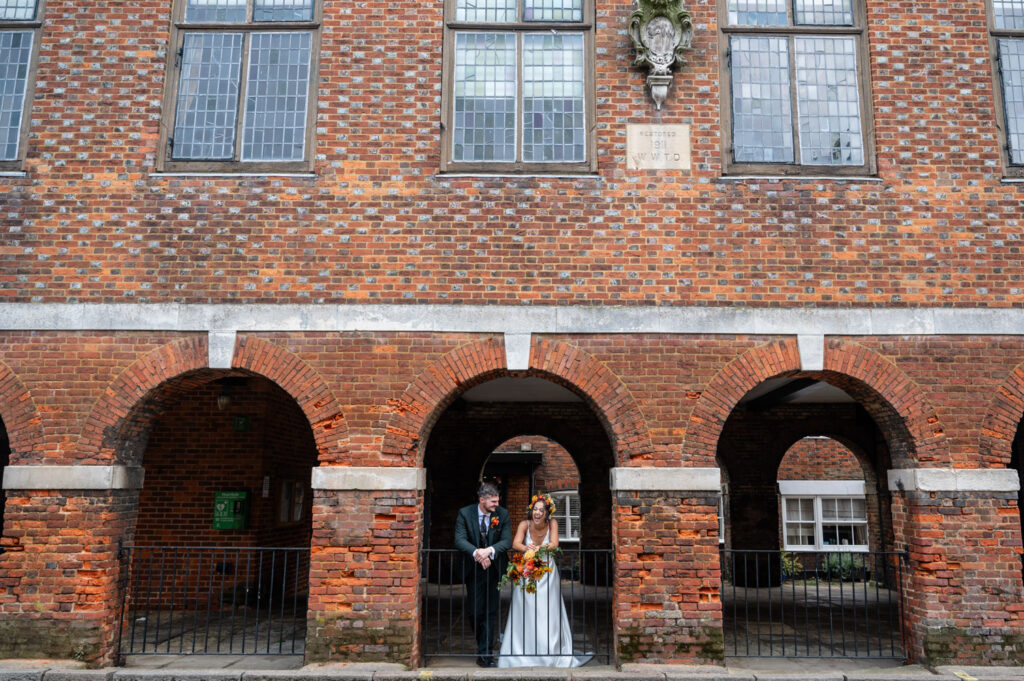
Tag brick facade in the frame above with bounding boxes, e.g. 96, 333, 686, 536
777, 438, 864, 482
0, 0, 1023, 669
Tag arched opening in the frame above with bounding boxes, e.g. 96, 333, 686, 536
777, 437, 884, 555
481, 436, 583, 547
420, 376, 613, 667
717, 375, 905, 660
1013, 422, 1024, 583
117, 371, 317, 661
0, 416, 8, 553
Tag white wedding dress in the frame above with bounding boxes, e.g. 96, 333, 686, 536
497, 528, 592, 668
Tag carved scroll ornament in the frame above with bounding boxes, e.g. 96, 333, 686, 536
628, 0, 694, 110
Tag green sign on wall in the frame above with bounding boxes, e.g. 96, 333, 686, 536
212, 490, 250, 530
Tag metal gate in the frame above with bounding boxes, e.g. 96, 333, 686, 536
118, 545, 310, 657
721, 550, 907, 658
420, 548, 613, 664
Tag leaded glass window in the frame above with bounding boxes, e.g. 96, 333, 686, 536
444, 0, 593, 172
0, 0, 38, 166
163, 0, 318, 170
722, 0, 871, 174
993, 0, 1024, 169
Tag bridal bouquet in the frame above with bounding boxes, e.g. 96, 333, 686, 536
498, 546, 561, 594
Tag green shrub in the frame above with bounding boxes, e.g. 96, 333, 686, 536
824, 552, 863, 581
780, 551, 803, 579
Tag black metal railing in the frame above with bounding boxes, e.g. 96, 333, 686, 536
420, 548, 612, 665
722, 549, 906, 659
118, 546, 310, 657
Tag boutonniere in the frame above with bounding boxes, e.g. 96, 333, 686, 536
490, 516, 499, 529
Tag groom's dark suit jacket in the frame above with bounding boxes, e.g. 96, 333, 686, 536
454, 503, 513, 576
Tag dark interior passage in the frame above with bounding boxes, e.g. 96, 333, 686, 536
121, 374, 318, 658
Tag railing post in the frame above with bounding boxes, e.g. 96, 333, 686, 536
114, 542, 131, 667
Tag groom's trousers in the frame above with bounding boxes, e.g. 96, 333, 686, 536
465, 563, 501, 657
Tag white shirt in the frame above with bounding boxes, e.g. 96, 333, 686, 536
477, 510, 495, 559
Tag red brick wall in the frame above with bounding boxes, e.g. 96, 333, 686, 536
0, 332, 199, 466
534, 443, 581, 494
778, 437, 864, 481
492, 435, 581, 494
306, 490, 421, 663
505, 475, 531, 521
893, 491, 1024, 665
2, 1, 1021, 307
0, 491, 136, 665
615, 491, 721, 662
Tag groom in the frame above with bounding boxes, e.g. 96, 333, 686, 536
454, 482, 512, 667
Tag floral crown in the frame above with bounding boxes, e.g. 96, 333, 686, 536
529, 493, 556, 515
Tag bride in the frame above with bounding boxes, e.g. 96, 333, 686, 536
497, 493, 590, 668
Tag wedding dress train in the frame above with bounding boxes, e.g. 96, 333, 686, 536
497, 529, 592, 668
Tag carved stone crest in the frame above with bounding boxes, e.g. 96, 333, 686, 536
628, 0, 694, 110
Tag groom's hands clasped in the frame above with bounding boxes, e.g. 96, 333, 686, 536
473, 547, 493, 569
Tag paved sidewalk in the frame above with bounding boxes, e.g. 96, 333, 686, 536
0, 659, 1019, 681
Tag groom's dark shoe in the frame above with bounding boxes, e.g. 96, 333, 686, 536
475, 657, 489, 668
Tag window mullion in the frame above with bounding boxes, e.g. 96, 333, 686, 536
996, 39, 1017, 162
516, 32, 523, 166
814, 497, 823, 551
788, 35, 801, 165
235, 32, 252, 162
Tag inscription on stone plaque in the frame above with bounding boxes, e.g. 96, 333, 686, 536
626, 124, 691, 171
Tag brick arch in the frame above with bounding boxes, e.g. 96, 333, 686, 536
530, 338, 653, 463
382, 336, 653, 466
682, 338, 802, 465
0, 357, 45, 463
979, 362, 1024, 467
77, 336, 347, 465
233, 335, 348, 463
822, 339, 947, 466
778, 435, 870, 481
77, 337, 209, 464
682, 338, 946, 468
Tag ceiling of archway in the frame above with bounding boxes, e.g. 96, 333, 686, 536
463, 377, 851, 405
739, 378, 855, 406
461, 377, 583, 402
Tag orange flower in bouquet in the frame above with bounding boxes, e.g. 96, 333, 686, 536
498, 546, 561, 594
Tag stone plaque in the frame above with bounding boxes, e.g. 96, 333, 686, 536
626, 124, 691, 171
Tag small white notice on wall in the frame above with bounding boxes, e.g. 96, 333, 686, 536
626, 124, 691, 171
